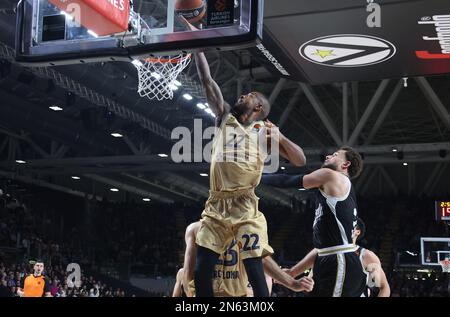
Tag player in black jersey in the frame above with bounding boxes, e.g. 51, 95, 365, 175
284, 218, 390, 297
263, 146, 368, 296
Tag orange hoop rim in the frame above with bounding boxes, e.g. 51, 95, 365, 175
144, 53, 192, 64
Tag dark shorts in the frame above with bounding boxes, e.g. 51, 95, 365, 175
310, 252, 367, 297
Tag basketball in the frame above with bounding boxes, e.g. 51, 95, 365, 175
175, 0, 206, 24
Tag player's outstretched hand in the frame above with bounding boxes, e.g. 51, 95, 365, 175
291, 276, 314, 293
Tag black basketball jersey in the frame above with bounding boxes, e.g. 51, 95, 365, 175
312, 176, 358, 249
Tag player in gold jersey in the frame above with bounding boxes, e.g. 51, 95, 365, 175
172, 222, 314, 297
182, 19, 307, 297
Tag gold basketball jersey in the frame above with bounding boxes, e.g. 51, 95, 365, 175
186, 240, 248, 297
213, 239, 248, 297
210, 113, 267, 192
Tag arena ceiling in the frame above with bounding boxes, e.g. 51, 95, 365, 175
0, 0, 449, 205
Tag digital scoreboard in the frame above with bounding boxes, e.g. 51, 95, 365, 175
435, 201, 450, 221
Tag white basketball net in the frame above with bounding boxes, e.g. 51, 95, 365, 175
133, 53, 191, 101
440, 259, 450, 273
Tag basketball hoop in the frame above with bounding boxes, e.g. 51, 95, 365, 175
439, 259, 450, 273
133, 52, 192, 101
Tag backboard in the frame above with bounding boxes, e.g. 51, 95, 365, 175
15, 0, 263, 66
420, 237, 450, 266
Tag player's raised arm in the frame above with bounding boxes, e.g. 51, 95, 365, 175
181, 17, 230, 118
193, 52, 230, 118
302, 168, 336, 189
261, 168, 336, 190
265, 120, 306, 166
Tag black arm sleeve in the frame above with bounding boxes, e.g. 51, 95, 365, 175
261, 174, 304, 188
19, 276, 26, 289
43, 277, 51, 294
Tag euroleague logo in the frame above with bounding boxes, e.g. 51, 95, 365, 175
215, 0, 228, 11
299, 34, 396, 67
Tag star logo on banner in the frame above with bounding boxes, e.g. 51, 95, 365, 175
299, 35, 396, 67
312, 49, 335, 59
